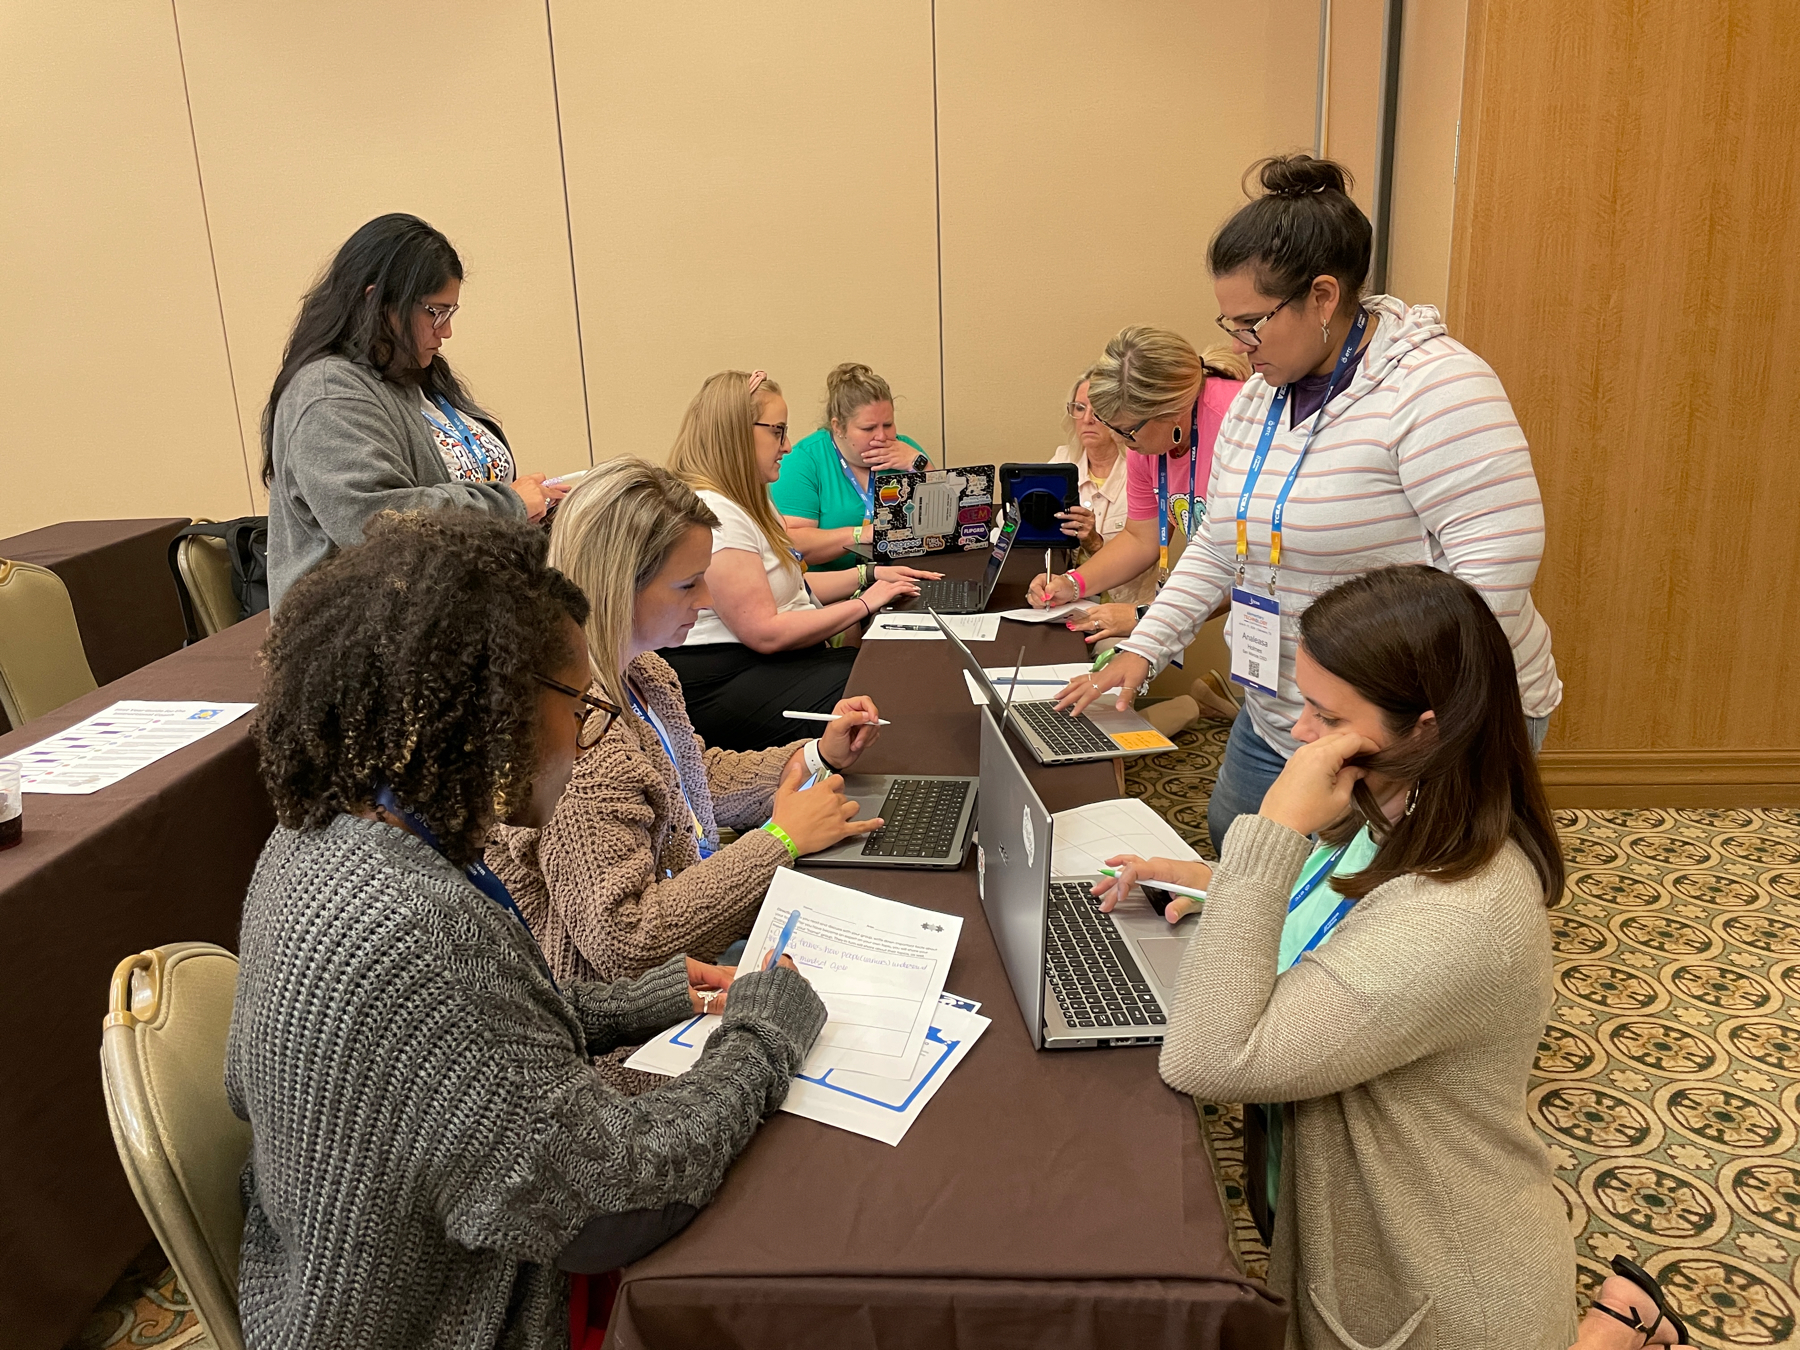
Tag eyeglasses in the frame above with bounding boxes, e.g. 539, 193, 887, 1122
1214, 295, 1294, 349
532, 674, 620, 750
1065, 400, 1092, 418
1093, 410, 1152, 446
753, 421, 789, 445
419, 301, 460, 332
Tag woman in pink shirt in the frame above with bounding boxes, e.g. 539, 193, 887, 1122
1028, 328, 1246, 645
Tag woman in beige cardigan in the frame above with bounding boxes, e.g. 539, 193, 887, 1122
1098, 566, 1574, 1349
488, 458, 885, 987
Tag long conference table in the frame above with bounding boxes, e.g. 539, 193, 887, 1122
0, 545, 1282, 1350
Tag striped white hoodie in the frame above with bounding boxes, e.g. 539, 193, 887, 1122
1121, 295, 1561, 756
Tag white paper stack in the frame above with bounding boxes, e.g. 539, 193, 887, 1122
863, 612, 1002, 643
962, 663, 1091, 706
15, 701, 257, 795
627, 991, 990, 1147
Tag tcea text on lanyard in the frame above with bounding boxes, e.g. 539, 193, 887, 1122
1227, 307, 1370, 697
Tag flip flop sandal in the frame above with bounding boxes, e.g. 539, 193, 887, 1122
1588, 1255, 1689, 1347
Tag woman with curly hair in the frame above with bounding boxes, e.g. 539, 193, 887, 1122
489, 458, 886, 994
228, 509, 824, 1348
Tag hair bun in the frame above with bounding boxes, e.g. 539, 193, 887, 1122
1256, 154, 1352, 199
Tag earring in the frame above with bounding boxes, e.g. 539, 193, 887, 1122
1321, 321, 1332, 349
1171, 424, 1182, 444
1403, 782, 1420, 817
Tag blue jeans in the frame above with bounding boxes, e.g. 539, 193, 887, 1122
1207, 704, 1289, 855
1207, 705, 1554, 855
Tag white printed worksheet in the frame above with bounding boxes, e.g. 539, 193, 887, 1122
740, 869, 962, 1079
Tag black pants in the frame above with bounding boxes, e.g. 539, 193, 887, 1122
658, 642, 858, 753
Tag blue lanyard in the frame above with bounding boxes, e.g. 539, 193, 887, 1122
422, 396, 495, 482
1233, 307, 1369, 588
626, 687, 715, 861
372, 784, 555, 987
1155, 398, 1202, 580
1285, 838, 1357, 958
833, 438, 876, 519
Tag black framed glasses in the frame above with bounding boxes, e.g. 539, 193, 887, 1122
420, 301, 460, 332
532, 674, 620, 750
1093, 410, 1151, 446
753, 421, 789, 445
1214, 294, 1294, 348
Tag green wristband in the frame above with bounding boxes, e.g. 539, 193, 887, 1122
762, 821, 801, 860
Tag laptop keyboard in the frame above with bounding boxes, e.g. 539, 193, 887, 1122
1046, 882, 1166, 1029
1011, 700, 1121, 758
910, 578, 979, 611
859, 778, 970, 858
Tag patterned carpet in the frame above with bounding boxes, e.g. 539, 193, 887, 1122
72, 722, 1800, 1348
1124, 718, 1800, 1348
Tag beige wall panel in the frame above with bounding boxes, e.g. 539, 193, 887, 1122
1322, 0, 1384, 214
0, 1, 249, 537
1385, 0, 1468, 312
550, 1, 942, 463
174, 1, 589, 500
934, 0, 1319, 465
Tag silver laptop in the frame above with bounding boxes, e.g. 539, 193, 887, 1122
932, 610, 1176, 765
978, 706, 1195, 1048
799, 769, 976, 870
890, 503, 1020, 614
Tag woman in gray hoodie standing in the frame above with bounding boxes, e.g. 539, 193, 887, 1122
261, 213, 567, 607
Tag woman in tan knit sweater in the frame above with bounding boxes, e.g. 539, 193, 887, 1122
1099, 566, 1575, 1349
488, 458, 886, 987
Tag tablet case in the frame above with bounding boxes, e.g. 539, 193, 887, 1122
999, 463, 1080, 546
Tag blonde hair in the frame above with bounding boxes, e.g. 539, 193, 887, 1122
1061, 366, 1098, 447
667, 369, 796, 577
1087, 326, 1250, 426
549, 457, 720, 711
823, 362, 894, 432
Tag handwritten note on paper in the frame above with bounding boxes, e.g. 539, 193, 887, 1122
739, 868, 962, 1079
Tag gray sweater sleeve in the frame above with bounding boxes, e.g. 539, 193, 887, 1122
570, 954, 695, 1051
1157, 812, 1508, 1103
287, 391, 525, 548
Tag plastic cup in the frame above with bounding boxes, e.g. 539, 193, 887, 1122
0, 762, 20, 851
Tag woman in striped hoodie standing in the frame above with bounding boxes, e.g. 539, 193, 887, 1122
1058, 154, 1560, 852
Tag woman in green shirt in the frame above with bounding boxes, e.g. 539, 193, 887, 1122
772, 362, 931, 571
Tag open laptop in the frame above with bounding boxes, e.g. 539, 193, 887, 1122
870, 464, 998, 562
978, 705, 1195, 1048
890, 503, 1019, 614
932, 610, 1176, 765
798, 766, 977, 870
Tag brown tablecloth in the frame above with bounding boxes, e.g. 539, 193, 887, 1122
0, 518, 192, 734
610, 553, 1284, 1348
0, 615, 273, 1350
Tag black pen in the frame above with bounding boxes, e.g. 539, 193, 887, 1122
884, 624, 940, 632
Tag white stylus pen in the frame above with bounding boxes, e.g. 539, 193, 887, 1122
782, 710, 892, 725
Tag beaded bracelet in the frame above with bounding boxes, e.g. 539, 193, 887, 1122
761, 821, 801, 860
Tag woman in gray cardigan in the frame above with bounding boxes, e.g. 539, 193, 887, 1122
228, 509, 823, 1348
1099, 566, 1575, 1349
261, 213, 568, 607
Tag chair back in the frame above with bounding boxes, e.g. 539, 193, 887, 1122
174, 529, 242, 640
101, 943, 250, 1350
0, 558, 98, 726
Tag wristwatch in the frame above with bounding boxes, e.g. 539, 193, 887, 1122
910, 452, 930, 472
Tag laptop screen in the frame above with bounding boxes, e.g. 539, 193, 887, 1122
978, 503, 1020, 599
978, 704, 1052, 1048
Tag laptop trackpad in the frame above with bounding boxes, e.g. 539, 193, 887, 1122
1135, 937, 1191, 988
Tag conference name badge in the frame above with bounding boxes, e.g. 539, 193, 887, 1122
1228, 587, 1281, 696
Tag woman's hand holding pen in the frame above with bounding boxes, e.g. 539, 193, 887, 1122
686, 954, 799, 1015
1027, 572, 1082, 608
1091, 854, 1213, 924
817, 695, 883, 768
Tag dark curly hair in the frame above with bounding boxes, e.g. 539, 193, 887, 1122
254, 510, 589, 864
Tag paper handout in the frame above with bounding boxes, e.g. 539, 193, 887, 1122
739, 869, 962, 1078
994, 603, 1092, 624
962, 663, 1092, 707
1049, 796, 1201, 878
863, 612, 1002, 643
626, 992, 990, 1146
15, 701, 258, 795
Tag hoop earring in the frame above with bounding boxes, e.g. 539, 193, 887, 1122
1403, 781, 1420, 817
1171, 424, 1182, 444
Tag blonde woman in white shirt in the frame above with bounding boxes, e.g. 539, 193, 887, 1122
1050, 372, 1158, 606
662, 369, 938, 751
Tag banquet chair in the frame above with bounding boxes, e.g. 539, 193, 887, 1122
0, 558, 98, 726
101, 943, 249, 1350
171, 526, 241, 641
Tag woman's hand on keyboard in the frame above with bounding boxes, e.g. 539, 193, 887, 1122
1054, 652, 1149, 716
873, 565, 943, 583
1092, 854, 1213, 923
769, 754, 884, 856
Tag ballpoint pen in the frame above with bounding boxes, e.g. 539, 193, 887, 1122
763, 908, 802, 971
